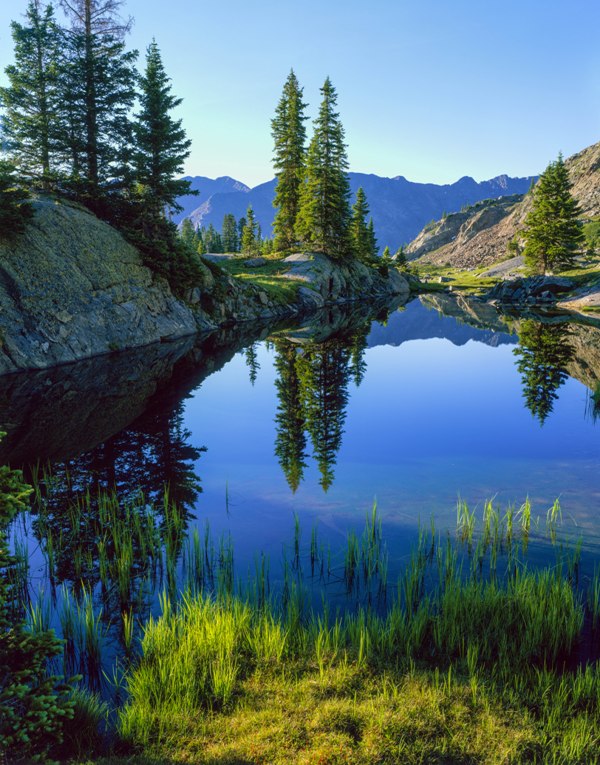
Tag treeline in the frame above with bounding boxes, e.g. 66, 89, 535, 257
178, 71, 406, 263
180, 207, 276, 257
0, 0, 198, 292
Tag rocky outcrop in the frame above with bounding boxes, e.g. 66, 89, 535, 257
0, 199, 409, 374
282, 253, 409, 311
0, 199, 198, 375
486, 276, 575, 304
408, 141, 600, 270
406, 196, 524, 264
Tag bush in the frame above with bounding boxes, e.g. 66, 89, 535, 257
0, 441, 76, 762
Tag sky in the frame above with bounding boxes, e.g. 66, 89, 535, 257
0, 0, 599, 188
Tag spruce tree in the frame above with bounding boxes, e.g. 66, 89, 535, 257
0, 0, 62, 189
133, 40, 193, 220
221, 213, 239, 252
393, 246, 407, 267
58, 0, 137, 199
179, 217, 195, 247
522, 154, 584, 275
0, 160, 33, 236
271, 69, 307, 252
349, 186, 371, 261
274, 340, 307, 493
367, 218, 378, 258
295, 77, 351, 259
241, 205, 259, 255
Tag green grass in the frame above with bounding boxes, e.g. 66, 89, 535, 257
108, 502, 600, 765
216, 254, 301, 304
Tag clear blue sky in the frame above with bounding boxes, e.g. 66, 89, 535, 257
1, 0, 599, 187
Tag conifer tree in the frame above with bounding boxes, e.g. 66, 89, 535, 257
513, 321, 573, 424
241, 205, 259, 255
367, 218, 378, 258
133, 40, 193, 220
179, 217, 195, 247
274, 340, 307, 492
393, 246, 407, 267
295, 78, 351, 259
58, 0, 138, 198
0, 160, 33, 236
271, 69, 307, 252
221, 213, 239, 252
349, 186, 371, 261
522, 154, 584, 274
237, 216, 246, 245
0, 0, 62, 189
382, 245, 391, 260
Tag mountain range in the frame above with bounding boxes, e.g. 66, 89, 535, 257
406, 140, 600, 269
174, 172, 536, 253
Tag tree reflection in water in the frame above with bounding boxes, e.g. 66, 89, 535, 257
273, 322, 370, 492
513, 320, 574, 425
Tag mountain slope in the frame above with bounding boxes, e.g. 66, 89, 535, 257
176, 172, 535, 252
408, 141, 600, 270
173, 176, 250, 222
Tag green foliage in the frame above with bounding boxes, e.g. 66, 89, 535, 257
221, 212, 239, 252
0, 0, 62, 189
133, 39, 194, 218
393, 245, 407, 268
522, 154, 584, 274
349, 187, 373, 262
125, 214, 205, 297
0, 442, 75, 762
513, 320, 573, 424
117, 502, 600, 764
178, 217, 199, 251
295, 78, 352, 259
272, 69, 307, 252
57, 0, 138, 199
241, 204, 260, 255
0, 159, 33, 237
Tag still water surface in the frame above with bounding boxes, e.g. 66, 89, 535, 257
3, 293, 600, 683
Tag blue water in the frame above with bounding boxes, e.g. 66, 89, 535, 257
3, 295, 600, 624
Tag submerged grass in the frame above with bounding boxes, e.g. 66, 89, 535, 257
12, 484, 600, 764
112, 500, 600, 765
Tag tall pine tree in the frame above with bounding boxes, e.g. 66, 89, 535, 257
133, 39, 193, 220
0, 0, 62, 189
271, 69, 307, 252
295, 78, 351, 259
221, 213, 239, 252
522, 154, 584, 275
349, 186, 372, 261
241, 205, 259, 255
58, 0, 137, 199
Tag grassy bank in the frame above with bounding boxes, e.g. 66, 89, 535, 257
57, 501, 600, 765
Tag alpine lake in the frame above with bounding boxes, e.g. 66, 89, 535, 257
3, 291, 600, 692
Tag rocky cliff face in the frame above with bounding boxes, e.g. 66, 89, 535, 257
0, 199, 198, 374
407, 141, 600, 270
405, 196, 524, 265
0, 199, 409, 374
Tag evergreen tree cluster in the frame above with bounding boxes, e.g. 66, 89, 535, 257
0, 0, 198, 292
271, 71, 379, 262
179, 206, 275, 257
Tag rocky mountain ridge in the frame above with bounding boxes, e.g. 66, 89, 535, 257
176, 172, 536, 253
407, 141, 600, 270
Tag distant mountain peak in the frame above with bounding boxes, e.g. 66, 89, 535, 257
176, 169, 539, 251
